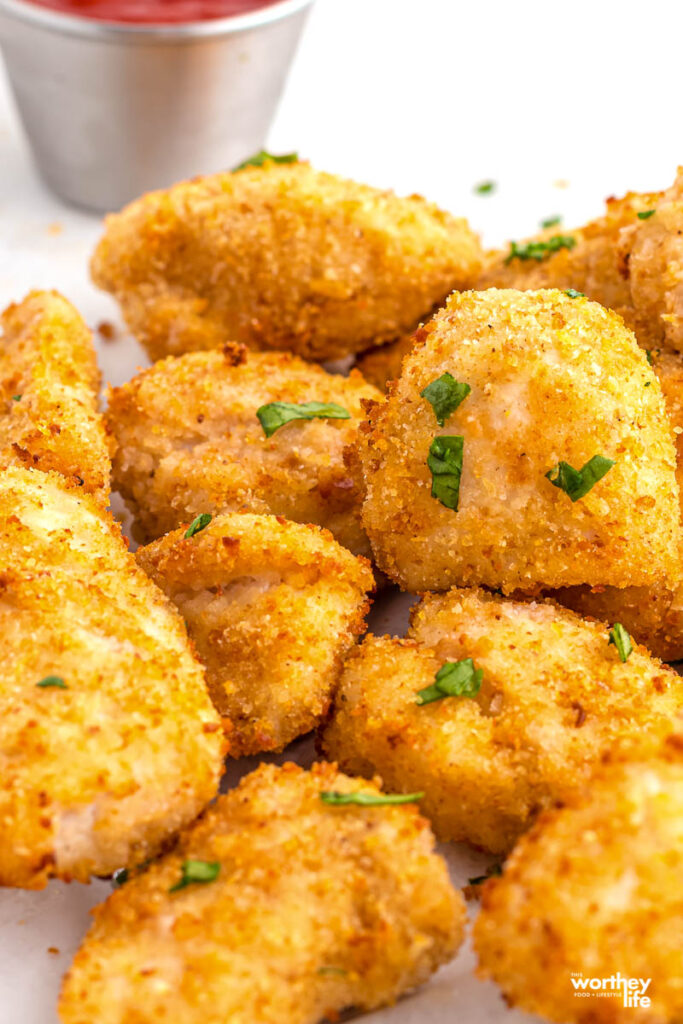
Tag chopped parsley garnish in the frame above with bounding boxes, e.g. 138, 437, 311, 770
546, 454, 614, 502
233, 150, 298, 171
564, 288, 585, 298
36, 675, 67, 689
474, 180, 496, 195
505, 234, 576, 264
320, 790, 424, 807
427, 435, 464, 510
420, 373, 471, 426
541, 215, 561, 228
184, 513, 212, 539
608, 622, 633, 663
416, 658, 483, 705
637, 209, 656, 220
317, 966, 348, 976
468, 863, 502, 886
11, 394, 21, 402
646, 350, 654, 365
169, 859, 220, 892
257, 401, 350, 438
111, 868, 128, 888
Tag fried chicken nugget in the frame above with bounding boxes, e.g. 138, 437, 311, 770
477, 169, 683, 352
359, 289, 681, 592
320, 588, 683, 854
59, 761, 464, 1024
107, 347, 379, 556
90, 161, 483, 363
0, 466, 225, 889
0, 291, 111, 501
356, 330, 417, 390
473, 750, 683, 1023
137, 513, 374, 756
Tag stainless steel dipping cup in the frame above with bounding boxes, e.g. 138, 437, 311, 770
0, 0, 312, 211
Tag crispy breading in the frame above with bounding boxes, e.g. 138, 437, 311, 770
552, 348, 683, 660
0, 291, 111, 502
356, 330, 417, 390
477, 170, 683, 352
0, 466, 225, 889
137, 513, 374, 756
59, 761, 464, 1024
90, 161, 482, 362
319, 588, 683, 854
359, 288, 681, 592
106, 348, 379, 556
473, 750, 683, 1023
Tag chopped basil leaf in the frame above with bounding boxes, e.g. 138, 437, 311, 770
257, 401, 350, 438
427, 435, 464, 510
233, 150, 298, 171
420, 373, 471, 426
417, 658, 483, 705
637, 209, 656, 220
184, 513, 212, 539
546, 454, 614, 502
111, 868, 128, 888
36, 675, 67, 689
541, 215, 561, 228
11, 394, 21, 402
608, 622, 633, 663
646, 349, 654, 365
564, 288, 585, 298
644, 382, 651, 387
317, 966, 348, 976
320, 790, 424, 806
474, 180, 496, 195
505, 234, 576, 264
468, 863, 502, 885
169, 859, 220, 892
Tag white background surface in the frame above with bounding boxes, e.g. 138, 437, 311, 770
1, 1, 682, 1021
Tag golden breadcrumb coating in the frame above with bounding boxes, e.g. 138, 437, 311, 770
356, 330, 417, 390
552, 348, 683, 660
137, 513, 374, 756
477, 169, 683, 352
0, 466, 225, 889
473, 750, 683, 1023
106, 347, 379, 557
359, 288, 681, 593
90, 161, 482, 362
320, 588, 683, 854
0, 291, 111, 502
59, 761, 464, 1024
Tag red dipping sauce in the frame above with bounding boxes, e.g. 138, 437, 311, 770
24, 0, 280, 22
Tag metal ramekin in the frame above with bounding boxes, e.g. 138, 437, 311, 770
0, 0, 312, 211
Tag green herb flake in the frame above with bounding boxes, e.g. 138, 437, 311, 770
468, 863, 502, 886
184, 513, 212, 539
505, 234, 576, 265
257, 401, 350, 438
546, 454, 614, 502
36, 675, 67, 689
608, 622, 633, 663
637, 209, 656, 220
111, 868, 129, 888
420, 373, 471, 426
646, 349, 654, 365
474, 180, 496, 195
11, 394, 21, 402
169, 859, 220, 892
416, 658, 483, 705
564, 288, 585, 298
233, 150, 298, 172
541, 215, 561, 229
427, 435, 464, 510
320, 790, 424, 807
317, 966, 348, 977
644, 382, 651, 387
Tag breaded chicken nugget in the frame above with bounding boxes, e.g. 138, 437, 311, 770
553, 348, 683, 660
107, 347, 379, 556
90, 161, 482, 362
0, 466, 224, 889
137, 513, 374, 756
359, 289, 681, 593
473, 749, 683, 1023
0, 291, 111, 502
477, 170, 683, 352
356, 330, 417, 390
320, 588, 683, 854
59, 761, 464, 1024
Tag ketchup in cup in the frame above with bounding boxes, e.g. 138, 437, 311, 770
23, 0, 280, 22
